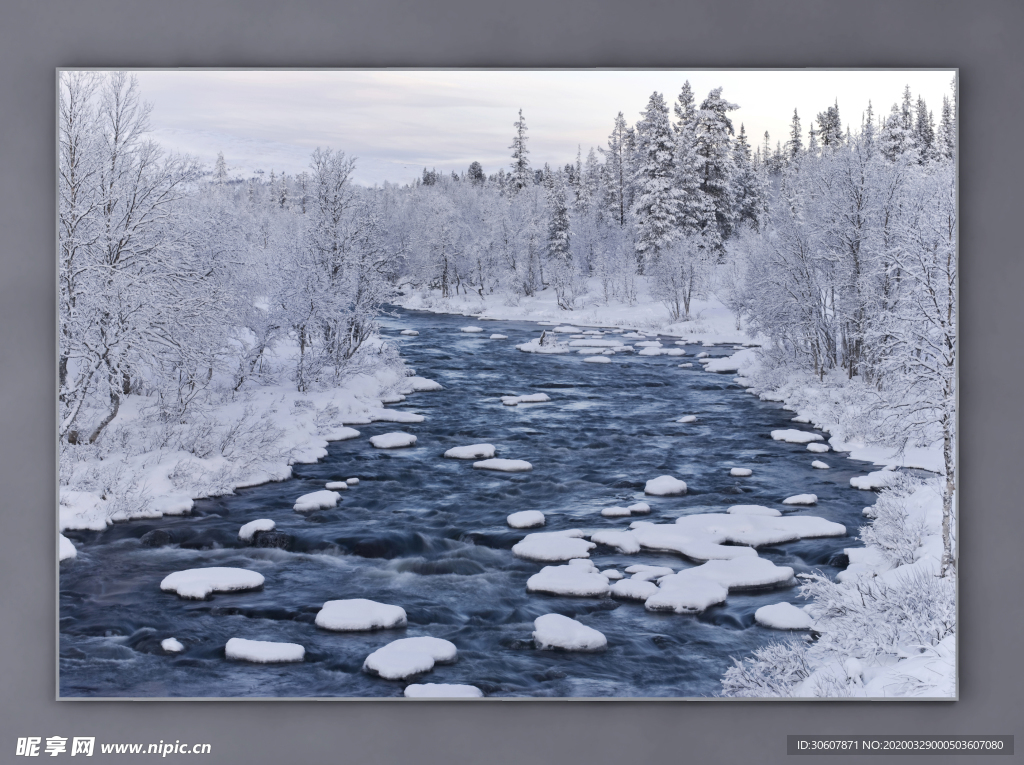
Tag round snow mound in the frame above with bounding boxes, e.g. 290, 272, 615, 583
324, 481, 349, 490
316, 599, 407, 631
461, 326, 484, 333
363, 636, 458, 680
444, 444, 496, 460
807, 443, 830, 453
473, 458, 532, 472
404, 683, 483, 698
644, 475, 688, 496
811, 460, 830, 469
677, 415, 697, 423
161, 637, 184, 653
370, 432, 418, 449
513, 531, 594, 562
782, 494, 818, 505
507, 510, 545, 529
730, 467, 753, 477
239, 519, 275, 541
293, 489, 342, 512
160, 567, 265, 599
533, 614, 607, 651
225, 637, 304, 663
583, 356, 611, 363
754, 602, 814, 630
771, 429, 825, 444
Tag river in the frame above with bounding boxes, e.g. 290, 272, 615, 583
60, 308, 876, 698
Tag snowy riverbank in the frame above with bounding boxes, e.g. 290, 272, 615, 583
59, 359, 434, 543
396, 277, 755, 346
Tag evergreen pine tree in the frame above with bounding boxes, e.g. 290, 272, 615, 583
510, 109, 531, 193
731, 123, 762, 230
633, 91, 683, 272
692, 87, 738, 250
937, 93, 956, 161
816, 100, 844, 148
786, 108, 803, 160
599, 111, 634, 227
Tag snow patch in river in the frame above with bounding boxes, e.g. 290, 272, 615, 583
238, 519, 275, 541
294, 489, 342, 511
473, 458, 532, 472
225, 637, 304, 663
444, 444, 496, 460
644, 475, 688, 496
160, 567, 265, 599
513, 530, 593, 561
369, 432, 418, 449
316, 599, 408, 631
507, 510, 545, 529
363, 636, 458, 680
533, 614, 607, 651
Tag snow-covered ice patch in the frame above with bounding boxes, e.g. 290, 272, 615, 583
676, 415, 697, 423
552, 326, 581, 333
771, 429, 824, 444
601, 569, 623, 580
600, 505, 632, 518
628, 513, 845, 561
611, 578, 659, 601
782, 494, 818, 505
501, 393, 551, 406
526, 563, 611, 597
704, 349, 757, 374
400, 329, 419, 336
444, 443, 496, 460
325, 481, 349, 490
225, 637, 304, 663
294, 489, 342, 511
583, 356, 611, 363
513, 530, 593, 561
812, 460, 830, 469
363, 637, 458, 680
161, 637, 184, 653
590, 529, 640, 554
625, 564, 674, 580
160, 567, 265, 599
321, 426, 361, 441
473, 458, 532, 472
346, 477, 360, 485
370, 432, 418, 449
647, 558, 795, 614
316, 599, 408, 631
807, 443, 830, 453
59, 534, 77, 561
627, 502, 651, 514
238, 519, 275, 541
489, 334, 508, 340
678, 363, 694, 368
533, 614, 607, 651
461, 326, 484, 333
644, 475, 688, 496
728, 505, 781, 517
404, 683, 482, 698
754, 602, 814, 630
730, 467, 753, 477
507, 510, 545, 529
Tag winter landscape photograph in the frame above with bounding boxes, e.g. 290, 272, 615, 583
58, 69, 957, 699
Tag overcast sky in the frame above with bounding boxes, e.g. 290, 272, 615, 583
126, 69, 956, 186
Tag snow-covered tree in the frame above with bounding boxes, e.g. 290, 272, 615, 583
509, 108, 531, 194
632, 91, 683, 272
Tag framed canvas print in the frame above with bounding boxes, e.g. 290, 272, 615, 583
57, 69, 957, 699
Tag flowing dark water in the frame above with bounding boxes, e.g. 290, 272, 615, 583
60, 309, 878, 698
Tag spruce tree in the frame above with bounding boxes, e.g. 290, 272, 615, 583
633, 91, 683, 272
692, 87, 738, 250
510, 109, 531, 193
786, 108, 803, 160
599, 111, 633, 227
